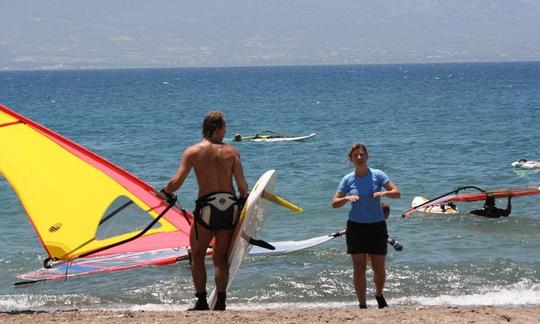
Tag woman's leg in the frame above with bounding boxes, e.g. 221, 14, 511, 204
370, 254, 386, 296
351, 253, 368, 306
370, 254, 388, 308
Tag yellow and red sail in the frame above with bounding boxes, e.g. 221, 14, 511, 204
0, 104, 192, 260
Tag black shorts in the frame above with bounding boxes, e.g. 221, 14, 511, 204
346, 220, 388, 256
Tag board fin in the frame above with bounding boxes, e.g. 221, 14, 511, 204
262, 190, 303, 213
248, 238, 276, 250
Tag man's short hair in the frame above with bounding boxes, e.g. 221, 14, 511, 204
202, 111, 225, 139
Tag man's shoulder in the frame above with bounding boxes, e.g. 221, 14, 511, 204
186, 141, 238, 155
220, 143, 239, 154
185, 142, 203, 153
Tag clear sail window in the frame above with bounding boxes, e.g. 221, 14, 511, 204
95, 195, 160, 240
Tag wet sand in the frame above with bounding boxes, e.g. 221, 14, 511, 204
1, 306, 539, 323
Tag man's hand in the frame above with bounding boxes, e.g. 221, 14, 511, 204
238, 194, 249, 210
159, 189, 177, 205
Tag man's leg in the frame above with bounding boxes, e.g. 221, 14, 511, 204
189, 223, 214, 310
211, 228, 234, 310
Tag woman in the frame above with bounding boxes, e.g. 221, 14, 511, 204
332, 143, 400, 308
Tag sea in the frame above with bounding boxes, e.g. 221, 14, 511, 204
0, 62, 539, 311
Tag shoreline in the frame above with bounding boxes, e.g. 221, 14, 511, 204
2, 306, 540, 323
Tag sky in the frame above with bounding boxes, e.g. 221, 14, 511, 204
1, 0, 540, 70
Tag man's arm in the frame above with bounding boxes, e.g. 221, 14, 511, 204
163, 149, 193, 194
505, 197, 512, 212
232, 149, 249, 198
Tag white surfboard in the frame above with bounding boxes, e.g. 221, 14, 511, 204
411, 196, 459, 214
208, 169, 282, 308
251, 133, 316, 142
511, 159, 540, 169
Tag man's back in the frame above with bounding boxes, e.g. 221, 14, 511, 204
187, 140, 239, 197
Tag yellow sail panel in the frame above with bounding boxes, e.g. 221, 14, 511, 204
0, 113, 18, 125
0, 117, 177, 259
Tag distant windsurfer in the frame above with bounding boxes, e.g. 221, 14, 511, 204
470, 195, 512, 218
381, 203, 403, 251
332, 143, 401, 309
160, 111, 249, 311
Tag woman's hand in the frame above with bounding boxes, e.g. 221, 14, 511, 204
345, 195, 361, 202
332, 192, 360, 208
373, 191, 385, 198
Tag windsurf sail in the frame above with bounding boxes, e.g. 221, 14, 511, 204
249, 229, 403, 256
0, 105, 193, 277
250, 230, 346, 256
403, 186, 540, 217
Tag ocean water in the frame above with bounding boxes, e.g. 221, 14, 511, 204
0, 62, 539, 311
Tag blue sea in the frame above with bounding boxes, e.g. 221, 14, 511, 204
1, 62, 539, 311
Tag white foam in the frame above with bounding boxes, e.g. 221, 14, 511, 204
99, 283, 540, 312
1, 281, 539, 312
393, 281, 540, 307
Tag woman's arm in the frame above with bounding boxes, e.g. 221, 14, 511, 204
373, 181, 401, 199
332, 191, 360, 208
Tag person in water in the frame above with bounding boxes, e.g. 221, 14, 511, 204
233, 133, 242, 142
381, 203, 390, 220
380, 203, 404, 251
332, 143, 401, 309
470, 195, 512, 218
160, 111, 249, 311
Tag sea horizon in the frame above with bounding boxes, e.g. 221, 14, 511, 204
3, 59, 540, 73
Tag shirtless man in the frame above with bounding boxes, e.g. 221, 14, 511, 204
160, 111, 249, 311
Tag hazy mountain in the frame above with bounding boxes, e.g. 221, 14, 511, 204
1, 0, 539, 70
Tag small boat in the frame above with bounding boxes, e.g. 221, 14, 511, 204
232, 130, 316, 142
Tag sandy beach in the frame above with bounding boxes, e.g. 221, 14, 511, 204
1, 307, 539, 323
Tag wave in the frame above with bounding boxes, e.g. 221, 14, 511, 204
2, 281, 538, 312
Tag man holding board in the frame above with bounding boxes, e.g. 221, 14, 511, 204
161, 111, 249, 311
